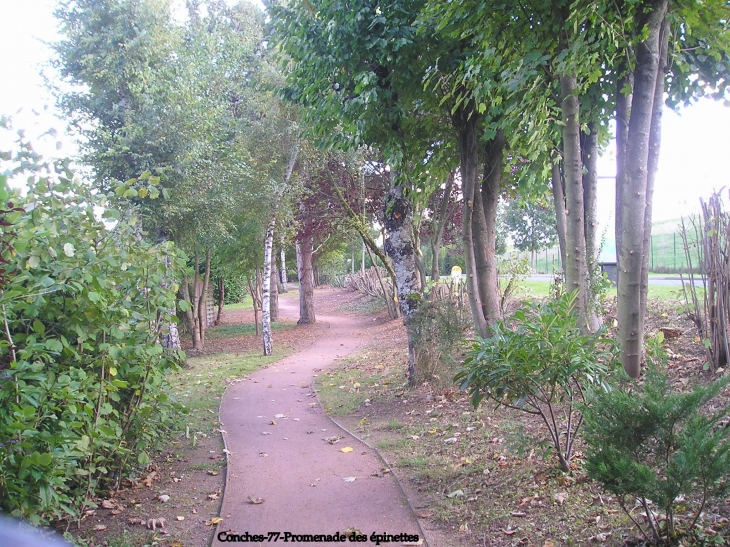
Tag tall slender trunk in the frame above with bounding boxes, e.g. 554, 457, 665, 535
615, 68, 633, 273
197, 249, 211, 347
383, 179, 421, 386
479, 129, 505, 327
157, 231, 181, 350
560, 73, 589, 328
429, 172, 456, 282
262, 218, 276, 356
215, 277, 225, 326
247, 269, 262, 337
297, 236, 316, 324
411, 213, 427, 291
280, 247, 288, 292
582, 123, 602, 331
270, 253, 279, 323
618, 1, 668, 378
457, 107, 488, 337
639, 17, 669, 336
582, 122, 599, 274
551, 159, 567, 271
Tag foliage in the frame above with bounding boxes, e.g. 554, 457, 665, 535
455, 292, 615, 472
497, 255, 531, 313
502, 197, 557, 255
411, 289, 470, 384
0, 143, 185, 524
583, 337, 730, 544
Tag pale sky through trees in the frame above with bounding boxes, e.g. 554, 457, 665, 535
2, 0, 729, 238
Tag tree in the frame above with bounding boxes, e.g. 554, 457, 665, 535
503, 198, 558, 270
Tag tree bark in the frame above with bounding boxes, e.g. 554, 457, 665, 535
551, 159, 567, 271
262, 217, 275, 356
197, 248, 211, 347
615, 68, 633, 273
383, 179, 421, 386
618, 0, 668, 378
478, 129, 505, 327
297, 236, 316, 324
247, 269, 262, 337
270, 254, 279, 323
560, 73, 590, 328
215, 277, 224, 326
582, 122, 599, 274
280, 247, 288, 292
429, 172, 457, 282
457, 106, 488, 337
639, 16, 669, 337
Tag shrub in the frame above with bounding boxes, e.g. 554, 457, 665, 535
0, 147, 186, 524
455, 292, 615, 472
583, 337, 730, 544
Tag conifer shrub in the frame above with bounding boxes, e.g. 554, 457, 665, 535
456, 292, 615, 472
583, 337, 730, 544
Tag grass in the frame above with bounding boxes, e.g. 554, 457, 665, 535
206, 321, 295, 341
170, 349, 294, 439
223, 295, 254, 311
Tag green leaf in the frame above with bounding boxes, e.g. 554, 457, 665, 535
32, 320, 45, 336
123, 188, 138, 198
138, 451, 150, 467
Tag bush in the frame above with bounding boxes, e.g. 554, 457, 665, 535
455, 292, 615, 472
0, 149, 186, 524
583, 337, 730, 544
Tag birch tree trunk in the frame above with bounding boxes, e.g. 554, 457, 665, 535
618, 1, 668, 378
280, 247, 288, 292
297, 236, 316, 324
270, 251, 279, 323
383, 180, 421, 385
262, 217, 276, 356
581, 123, 602, 331
560, 73, 590, 328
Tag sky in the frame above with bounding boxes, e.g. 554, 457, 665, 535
2, 0, 730, 241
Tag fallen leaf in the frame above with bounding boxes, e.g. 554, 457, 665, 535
343, 476, 356, 482
94, 524, 107, 531
262, 432, 272, 435
248, 496, 264, 504
553, 492, 568, 505
176, 516, 185, 521
111, 509, 124, 515
502, 528, 517, 535
416, 511, 432, 519
158, 494, 170, 503
324, 435, 342, 444
446, 489, 464, 498
270, 420, 278, 425
444, 437, 458, 444
207, 470, 219, 476
147, 517, 166, 530
511, 511, 526, 517
207, 493, 220, 500
274, 414, 285, 418
101, 499, 116, 509
341, 447, 354, 453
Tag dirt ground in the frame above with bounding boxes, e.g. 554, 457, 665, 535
60, 288, 730, 547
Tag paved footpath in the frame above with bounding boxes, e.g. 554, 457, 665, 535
213, 293, 423, 547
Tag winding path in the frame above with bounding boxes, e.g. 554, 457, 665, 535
212, 291, 423, 546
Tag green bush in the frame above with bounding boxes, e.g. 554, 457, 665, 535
455, 292, 615, 472
583, 338, 730, 544
0, 148, 186, 524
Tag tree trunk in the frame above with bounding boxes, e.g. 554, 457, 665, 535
639, 17, 669, 338
560, 73, 590, 328
280, 247, 288, 292
297, 236, 316, 324
551, 159, 567, 271
182, 273, 202, 351
197, 249, 211, 348
478, 129, 505, 327
247, 269, 262, 337
411, 213, 427, 291
457, 106, 488, 337
215, 277, 224, 326
582, 123, 599, 275
581, 123, 602, 331
615, 68, 633, 274
383, 179, 421, 386
270, 251, 279, 323
617, 0, 668, 378
262, 217, 276, 356
429, 172, 457, 283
